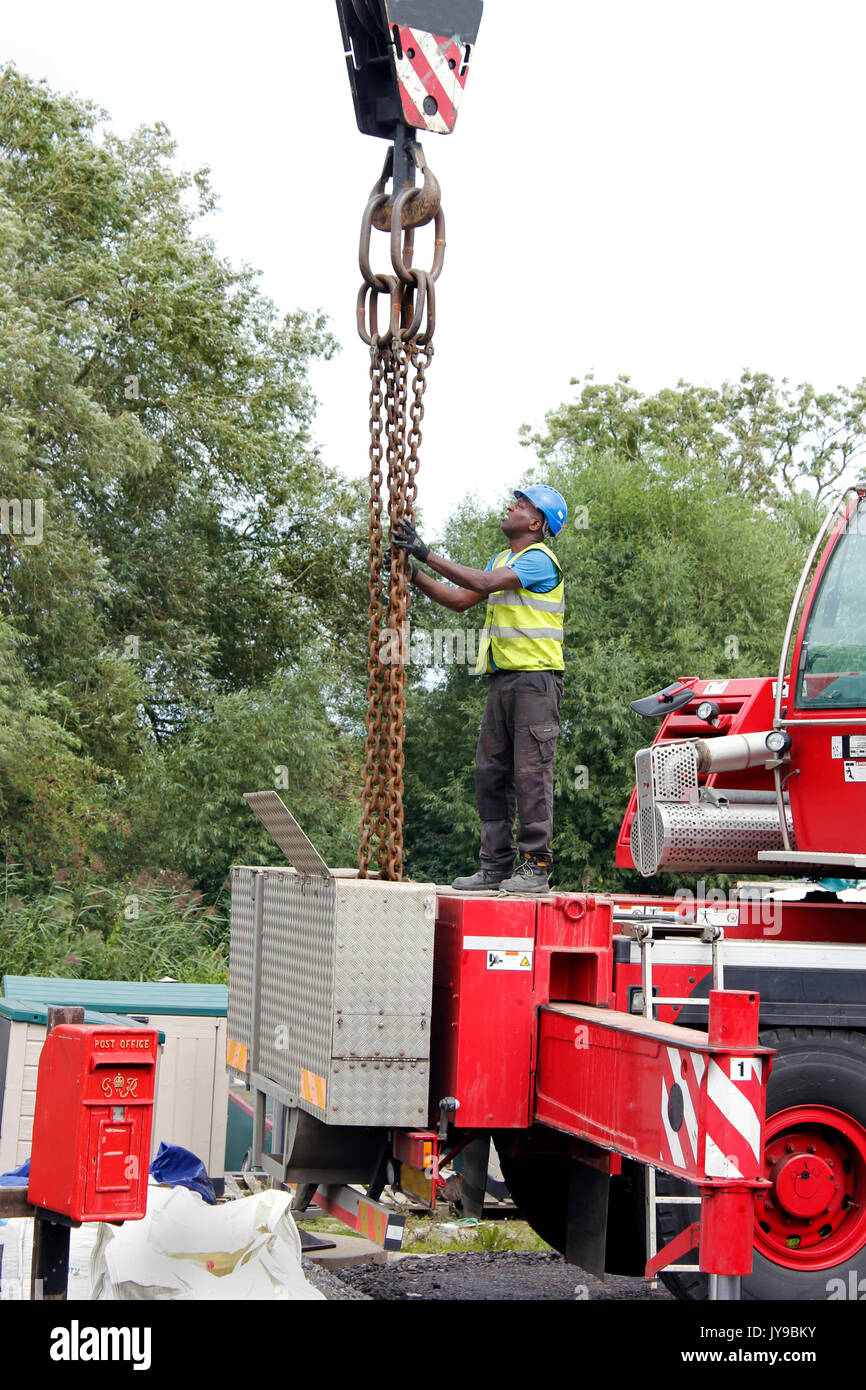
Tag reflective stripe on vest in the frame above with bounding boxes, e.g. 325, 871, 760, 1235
474, 542, 564, 674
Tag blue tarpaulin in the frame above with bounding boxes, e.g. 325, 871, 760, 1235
0, 1158, 30, 1188
149, 1143, 216, 1205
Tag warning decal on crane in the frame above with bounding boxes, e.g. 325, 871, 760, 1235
832, 735, 866, 759
704, 1055, 763, 1178
660, 1046, 764, 1181
394, 27, 469, 134
486, 950, 533, 971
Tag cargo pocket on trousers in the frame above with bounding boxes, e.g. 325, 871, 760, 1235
529, 723, 559, 765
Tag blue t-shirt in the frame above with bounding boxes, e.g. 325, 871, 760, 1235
485, 548, 560, 593
484, 547, 560, 670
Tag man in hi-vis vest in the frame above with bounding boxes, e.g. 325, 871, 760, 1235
390, 485, 567, 894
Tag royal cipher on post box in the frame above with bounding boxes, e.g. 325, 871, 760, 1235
27, 1024, 159, 1222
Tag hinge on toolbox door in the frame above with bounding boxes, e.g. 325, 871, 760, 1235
336, 0, 484, 140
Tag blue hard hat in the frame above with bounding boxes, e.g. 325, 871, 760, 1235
514, 486, 568, 536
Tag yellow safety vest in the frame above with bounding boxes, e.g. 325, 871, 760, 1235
474, 542, 565, 675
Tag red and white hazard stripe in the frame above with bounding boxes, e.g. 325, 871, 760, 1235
394, 27, 469, 134
660, 1046, 705, 1172
703, 1056, 763, 1179
660, 1046, 763, 1179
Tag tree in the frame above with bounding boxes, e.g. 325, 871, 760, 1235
117, 661, 362, 897
529, 372, 866, 504
0, 64, 369, 892
0, 613, 118, 889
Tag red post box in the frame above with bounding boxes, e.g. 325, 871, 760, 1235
27, 1024, 159, 1222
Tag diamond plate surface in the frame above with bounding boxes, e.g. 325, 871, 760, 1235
333, 881, 435, 1017
243, 792, 330, 876
229, 866, 436, 1125
329, 1061, 430, 1127
227, 866, 257, 1057
258, 869, 335, 1095
332, 1013, 430, 1059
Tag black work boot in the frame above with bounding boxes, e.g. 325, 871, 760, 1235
499, 856, 551, 895
451, 867, 511, 892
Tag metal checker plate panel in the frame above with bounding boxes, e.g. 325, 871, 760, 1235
326, 880, 435, 1124
333, 880, 435, 1017
248, 872, 435, 1125
330, 1061, 430, 1128
258, 869, 336, 1096
243, 792, 330, 877
227, 866, 257, 1057
332, 1013, 430, 1059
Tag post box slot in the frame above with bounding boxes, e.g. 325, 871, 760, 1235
89, 1054, 154, 1071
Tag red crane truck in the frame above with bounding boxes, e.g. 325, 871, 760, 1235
228, 485, 866, 1304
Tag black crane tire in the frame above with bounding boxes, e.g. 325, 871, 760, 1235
492, 1145, 571, 1254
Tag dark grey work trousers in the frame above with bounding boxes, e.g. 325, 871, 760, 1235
475, 669, 564, 871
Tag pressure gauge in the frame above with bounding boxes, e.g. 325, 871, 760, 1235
696, 700, 720, 723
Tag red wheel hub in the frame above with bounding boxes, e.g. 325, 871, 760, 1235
755, 1105, 866, 1271
772, 1152, 836, 1218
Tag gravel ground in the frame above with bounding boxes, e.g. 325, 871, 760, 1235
301, 1255, 372, 1300
320, 1251, 675, 1301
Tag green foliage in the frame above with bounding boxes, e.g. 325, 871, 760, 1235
116, 661, 362, 896
397, 1215, 551, 1254
0, 869, 228, 983
0, 64, 370, 743
529, 372, 866, 504
0, 614, 120, 892
0, 65, 368, 940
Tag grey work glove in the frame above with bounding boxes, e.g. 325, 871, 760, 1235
390, 520, 429, 563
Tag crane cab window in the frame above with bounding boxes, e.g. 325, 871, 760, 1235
796, 504, 866, 710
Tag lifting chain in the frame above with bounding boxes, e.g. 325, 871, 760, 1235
357, 141, 442, 879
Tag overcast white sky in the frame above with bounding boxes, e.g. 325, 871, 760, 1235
5, 2, 866, 533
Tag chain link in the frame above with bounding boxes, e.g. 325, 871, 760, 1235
358, 343, 388, 874
357, 147, 441, 880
